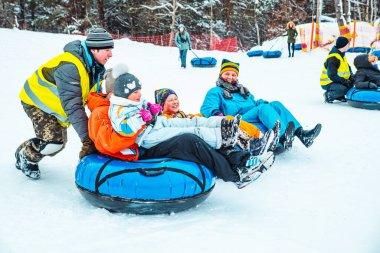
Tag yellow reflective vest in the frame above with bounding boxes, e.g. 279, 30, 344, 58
320, 53, 351, 87
19, 52, 100, 127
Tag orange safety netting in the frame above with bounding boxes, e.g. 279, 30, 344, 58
299, 21, 378, 51
127, 33, 238, 52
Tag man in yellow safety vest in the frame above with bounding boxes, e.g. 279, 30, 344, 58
15, 28, 114, 179
320, 36, 354, 103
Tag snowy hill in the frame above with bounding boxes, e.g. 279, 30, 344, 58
1, 28, 380, 253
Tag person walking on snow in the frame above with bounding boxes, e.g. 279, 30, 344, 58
175, 24, 192, 68
320, 36, 355, 103
15, 28, 114, 179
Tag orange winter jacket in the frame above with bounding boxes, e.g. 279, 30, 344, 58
87, 92, 144, 161
161, 110, 261, 138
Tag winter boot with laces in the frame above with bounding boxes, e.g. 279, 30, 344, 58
220, 114, 241, 148
295, 123, 322, 148
15, 148, 40, 180
234, 151, 275, 189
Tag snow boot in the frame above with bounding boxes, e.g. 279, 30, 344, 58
323, 92, 333, 103
295, 123, 322, 148
234, 151, 275, 189
15, 148, 40, 180
279, 121, 295, 151
221, 114, 241, 148
268, 120, 281, 152
249, 129, 274, 156
236, 129, 250, 151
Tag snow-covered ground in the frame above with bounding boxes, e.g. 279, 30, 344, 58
1, 28, 380, 253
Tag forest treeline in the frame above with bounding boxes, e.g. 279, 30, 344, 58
0, 0, 379, 49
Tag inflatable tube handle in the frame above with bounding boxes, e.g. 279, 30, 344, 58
139, 168, 165, 177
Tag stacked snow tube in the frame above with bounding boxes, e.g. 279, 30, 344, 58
347, 47, 371, 53
75, 154, 216, 214
346, 87, 380, 110
190, 57, 217, 67
262, 50, 282, 58
247, 50, 263, 57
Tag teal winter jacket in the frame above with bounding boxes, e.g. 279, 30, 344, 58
175, 31, 191, 50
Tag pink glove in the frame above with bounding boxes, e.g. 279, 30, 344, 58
217, 113, 224, 116
140, 109, 153, 122
147, 102, 162, 115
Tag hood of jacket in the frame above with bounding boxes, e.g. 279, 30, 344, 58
63, 40, 92, 73
354, 54, 376, 70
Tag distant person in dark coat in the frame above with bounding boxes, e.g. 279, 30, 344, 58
286, 21, 298, 57
353, 53, 380, 89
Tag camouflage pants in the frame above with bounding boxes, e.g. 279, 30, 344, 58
16, 103, 67, 162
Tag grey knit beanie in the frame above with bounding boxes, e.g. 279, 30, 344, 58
86, 28, 114, 49
112, 64, 142, 99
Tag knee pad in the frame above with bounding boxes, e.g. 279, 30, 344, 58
39, 141, 64, 155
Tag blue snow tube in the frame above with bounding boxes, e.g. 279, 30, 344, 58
262, 50, 282, 58
347, 47, 371, 53
75, 154, 216, 214
247, 50, 263, 57
346, 87, 380, 110
371, 50, 380, 58
294, 44, 302, 51
190, 57, 217, 67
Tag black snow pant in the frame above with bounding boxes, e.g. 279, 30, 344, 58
140, 133, 240, 182
288, 43, 295, 57
324, 82, 350, 101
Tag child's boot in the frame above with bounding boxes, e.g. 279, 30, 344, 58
221, 115, 241, 148
233, 151, 275, 189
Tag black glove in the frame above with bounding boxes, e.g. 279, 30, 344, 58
368, 82, 378, 89
189, 48, 192, 51
343, 79, 353, 89
349, 75, 355, 83
79, 136, 97, 159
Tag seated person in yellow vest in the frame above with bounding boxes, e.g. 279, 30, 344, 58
320, 36, 355, 103
15, 28, 114, 179
154, 88, 277, 156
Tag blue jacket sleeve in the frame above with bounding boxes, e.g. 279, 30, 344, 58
200, 89, 223, 117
